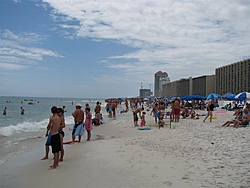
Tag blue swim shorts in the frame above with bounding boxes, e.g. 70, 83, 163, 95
72, 122, 84, 136
45, 132, 52, 146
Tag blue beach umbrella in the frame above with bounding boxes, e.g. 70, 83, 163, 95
206, 93, 221, 100
193, 95, 206, 100
226, 94, 237, 100
221, 93, 232, 98
168, 96, 176, 100
180, 95, 192, 100
235, 92, 250, 100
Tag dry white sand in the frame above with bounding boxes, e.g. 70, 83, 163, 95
2, 107, 250, 188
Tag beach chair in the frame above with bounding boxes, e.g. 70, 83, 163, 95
158, 111, 171, 129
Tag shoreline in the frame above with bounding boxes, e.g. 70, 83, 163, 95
1, 108, 250, 188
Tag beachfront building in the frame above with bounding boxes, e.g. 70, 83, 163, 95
162, 80, 179, 97
215, 59, 250, 95
154, 71, 170, 97
162, 75, 215, 97
192, 75, 216, 96
179, 77, 193, 97
139, 89, 152, 98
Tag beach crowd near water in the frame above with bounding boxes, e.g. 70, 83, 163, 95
1, 96, 250, 188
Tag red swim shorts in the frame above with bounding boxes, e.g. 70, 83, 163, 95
174, 108, 180, 115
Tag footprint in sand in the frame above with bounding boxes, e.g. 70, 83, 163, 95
163, 181, 172, 186
116, 150, 125, 153
151, 174, 158, 179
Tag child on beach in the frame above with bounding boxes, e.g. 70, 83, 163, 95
140, 112, 146, 126
85, 108, 92, 141
190, 108, 196, 119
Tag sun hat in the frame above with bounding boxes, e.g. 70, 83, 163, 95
75, 103, 82, 107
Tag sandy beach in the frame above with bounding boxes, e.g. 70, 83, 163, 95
1, 107, 250, 188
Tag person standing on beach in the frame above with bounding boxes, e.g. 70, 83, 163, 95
41, 108, 66, 161
125, 99, 129, 110
112, 100, 117, 117
203, 99, 215, 122
20, 107, 24, 115
57, 108, 66, 161
173, 98, 180, 122
47, 106, 61, 170
62, 106, 67, 117
3, 107, 7, 115
94, 101, 101, 125
41, 124, 52, 160
84, 107, 92, 141
150, 103, 159, 124
140, 112, 146, 126
72, 103, 84, 143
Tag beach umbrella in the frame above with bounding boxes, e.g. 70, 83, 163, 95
180, 95, 192, 100
168, 96, 176, 100
193, 95, 206, 100
226, 94, 237, 100
235, 92, 250, 100
206, 93, 221, 100
221, 92, 232, 98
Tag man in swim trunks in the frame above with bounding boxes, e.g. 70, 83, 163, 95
173, 98, 180, 122
150, 103, 159, 124
41, 108, 65, 161
72, 103, 84, 143
47, 106, 61, 170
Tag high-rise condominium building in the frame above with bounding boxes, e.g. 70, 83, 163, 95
154, 71, 170, 97
215, 59, 250, 95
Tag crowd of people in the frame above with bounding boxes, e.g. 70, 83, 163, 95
222, 106, 250, 128
41, 101, 106, 170
41, 98, 250, 170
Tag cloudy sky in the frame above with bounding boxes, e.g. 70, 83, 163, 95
1, 0, 249, 98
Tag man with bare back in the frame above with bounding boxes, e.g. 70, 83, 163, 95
72, 103, 84, 143
48, 106, 61, 170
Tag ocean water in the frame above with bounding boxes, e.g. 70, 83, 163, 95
0, 96, 106, 164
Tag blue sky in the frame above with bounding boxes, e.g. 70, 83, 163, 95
1, 0, 249, 98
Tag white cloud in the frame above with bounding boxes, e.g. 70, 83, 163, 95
0, 30, 63, 70
0, 63, 28, 70
41, 0, 250, 82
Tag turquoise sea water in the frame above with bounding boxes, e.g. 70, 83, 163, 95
0, 96, 106, 164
